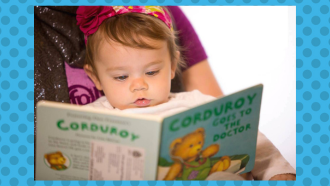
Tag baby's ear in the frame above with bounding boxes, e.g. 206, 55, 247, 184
84, 64, 102, 91
171, 51, 180, 79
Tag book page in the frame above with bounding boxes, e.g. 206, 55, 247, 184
89, 140, 145, 180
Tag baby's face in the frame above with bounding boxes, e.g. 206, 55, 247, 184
86, 38, 177, 110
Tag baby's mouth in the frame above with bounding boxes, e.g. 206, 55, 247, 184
134, 98, 151, 107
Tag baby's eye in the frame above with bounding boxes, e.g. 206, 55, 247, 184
198, 141, 202, 144
189, 144, 193, 148
146, 70, 159, 76
114, 75, 128, 81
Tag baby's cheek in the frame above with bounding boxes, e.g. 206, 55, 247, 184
154, 75, 171, 91
108, 83, 127, 97
154, 84, 171, 103
103, 86, 123, 104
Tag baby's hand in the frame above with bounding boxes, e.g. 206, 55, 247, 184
269, 174, 296, 180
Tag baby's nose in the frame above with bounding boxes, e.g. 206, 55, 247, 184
130, 77, 148, 92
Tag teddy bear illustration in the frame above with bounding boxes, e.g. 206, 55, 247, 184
44, 151, 68, 170
163, 128, 231, 180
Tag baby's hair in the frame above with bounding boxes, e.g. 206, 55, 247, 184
85, 8, 186, 78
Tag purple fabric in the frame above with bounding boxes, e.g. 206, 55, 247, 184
167, 6, 208, 69
65, 63, 104, 105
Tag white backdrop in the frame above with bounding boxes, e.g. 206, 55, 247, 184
181, 6, 296, 169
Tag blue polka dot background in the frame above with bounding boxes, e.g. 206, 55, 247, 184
0, 0, 329, 186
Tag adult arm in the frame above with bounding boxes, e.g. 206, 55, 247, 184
167, 7, 223, 98
252, 131, 296, 180
182, 59, 224, 98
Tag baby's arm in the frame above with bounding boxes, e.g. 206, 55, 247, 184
252, 131, 296, 180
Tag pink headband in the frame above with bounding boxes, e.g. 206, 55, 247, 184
76, 6, 173, 43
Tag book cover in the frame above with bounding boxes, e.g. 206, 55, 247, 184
158, 84, 263, 180
35, 84, 263, 180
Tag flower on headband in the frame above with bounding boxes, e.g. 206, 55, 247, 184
77, 6, 173, 43
76, 6, 116, 37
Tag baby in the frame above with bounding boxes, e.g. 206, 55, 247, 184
77, 6, 296, 180
78, 6, 214, 116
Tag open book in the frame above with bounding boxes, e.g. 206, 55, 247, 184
35, 84, 263, 180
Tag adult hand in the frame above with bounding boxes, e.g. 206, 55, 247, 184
269, 174, 296, 180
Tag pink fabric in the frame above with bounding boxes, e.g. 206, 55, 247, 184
76, 6, 173, 43
64, 63, 103, 105
76, 6, 116, 43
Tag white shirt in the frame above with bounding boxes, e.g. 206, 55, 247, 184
85, 90, 296, 180
85, 90, 215, 117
